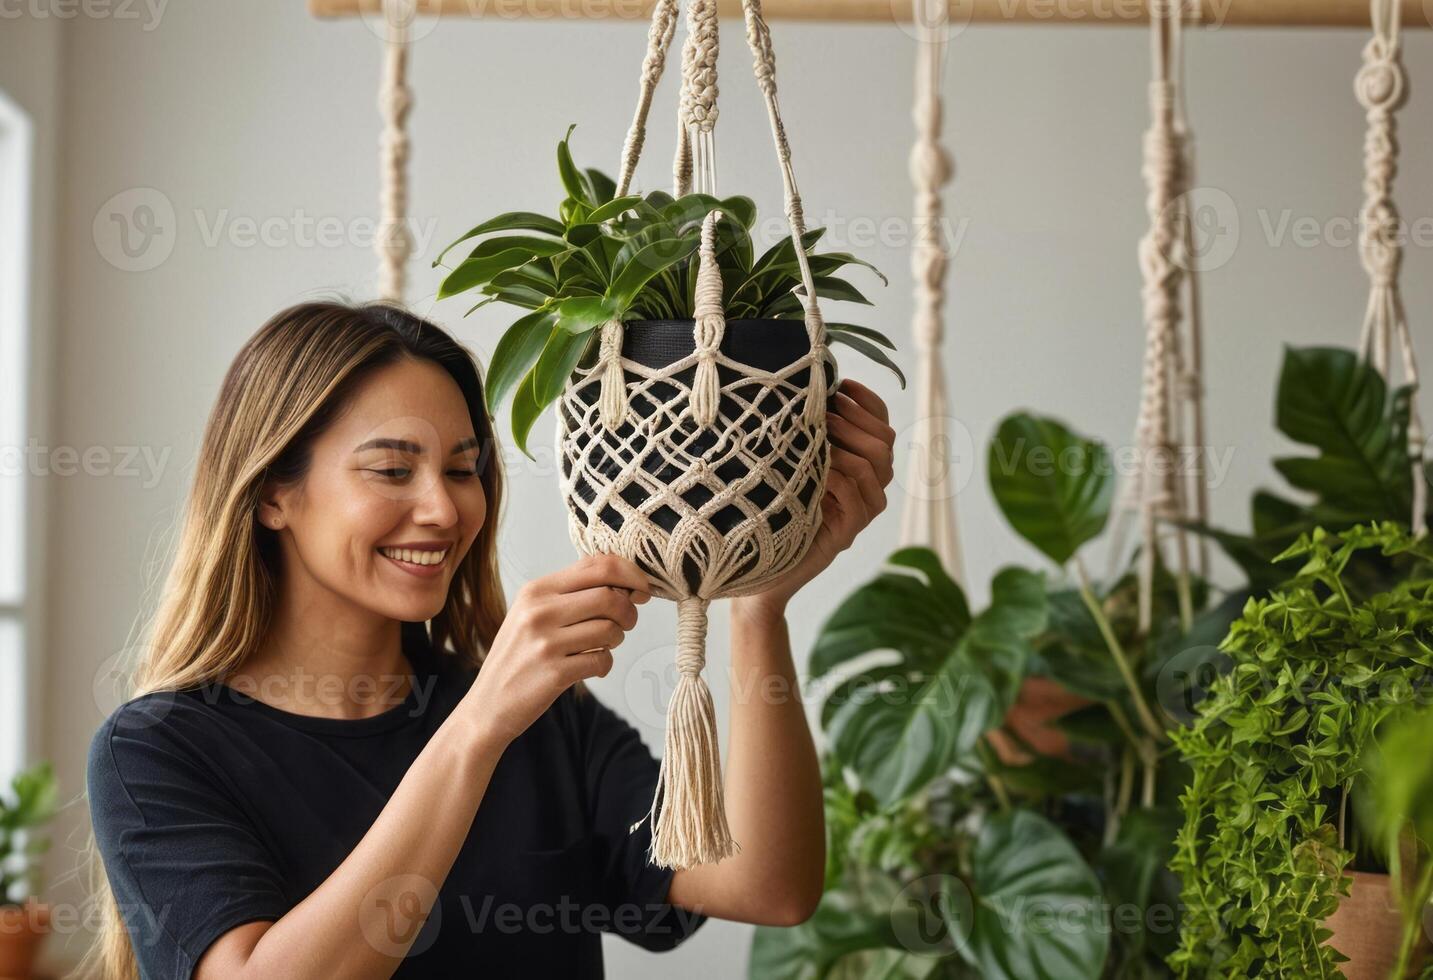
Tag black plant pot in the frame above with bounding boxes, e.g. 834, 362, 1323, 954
557, 317, 837, 596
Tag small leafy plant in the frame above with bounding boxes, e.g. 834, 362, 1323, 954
0, 762, 57, 906
433, 126, 902, 456
1170, 522, 1433, 977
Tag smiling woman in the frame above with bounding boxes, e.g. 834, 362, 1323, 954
78, 300, 713, 979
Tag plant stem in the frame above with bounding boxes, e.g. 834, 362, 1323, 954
1073, 556, 1168, 743
1392, 856, 1433, 979
976, 738, 1012, 812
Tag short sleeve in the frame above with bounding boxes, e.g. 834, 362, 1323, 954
570, 688, 710, 952
87, 696, 289, 979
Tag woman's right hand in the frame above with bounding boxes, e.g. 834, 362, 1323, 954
464, 553, 653, 749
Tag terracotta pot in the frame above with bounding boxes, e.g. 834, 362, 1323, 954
0, 900, 50, 980
1324, 870, 1427, 979
987, 676, 1093, 765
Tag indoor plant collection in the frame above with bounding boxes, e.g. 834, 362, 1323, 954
0, 762, 57, 980
749, 344, 1433, 978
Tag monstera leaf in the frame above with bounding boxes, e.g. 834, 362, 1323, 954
989, 413, 1113, 566
820, 562, 1047, 807
957, 810, 1108, 980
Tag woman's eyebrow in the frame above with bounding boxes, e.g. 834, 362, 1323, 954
353, 436, 481, 455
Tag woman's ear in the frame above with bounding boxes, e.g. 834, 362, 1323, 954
255, 485, 286, 530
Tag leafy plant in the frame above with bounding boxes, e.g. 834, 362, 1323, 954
1169, 522, 1433, 977
0, 762, 57, 905
1191, 345, 1423, 596
433, 126, 902, 456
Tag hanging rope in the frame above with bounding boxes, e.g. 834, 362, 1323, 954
897, 0, 964, 584
677, 0, 720, 196
1128, 1, 1194, 633
616, 0, 680, 198
1355, 0, 1426, 534
376, 0, 415, 303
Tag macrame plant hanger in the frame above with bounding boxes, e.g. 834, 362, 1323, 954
1355, 0, 1426, 534
1108, 0, 1205, 634
558, 0, 835, 869
898, 0, 965, 584
377, 0, 415, 302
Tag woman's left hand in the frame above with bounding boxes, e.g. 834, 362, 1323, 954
735, 378, 896, 620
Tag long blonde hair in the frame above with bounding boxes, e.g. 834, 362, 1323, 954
77, 300, 511, 979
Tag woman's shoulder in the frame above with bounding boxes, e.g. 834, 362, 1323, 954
86, 686, 236, 791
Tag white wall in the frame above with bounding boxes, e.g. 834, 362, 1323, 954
19, 1, 1433, 975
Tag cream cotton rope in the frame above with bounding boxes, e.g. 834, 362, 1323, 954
377, 0, 415, 303
897, 0, 965, 584
1355, 0, 1426, 534
556, 0, 835, 869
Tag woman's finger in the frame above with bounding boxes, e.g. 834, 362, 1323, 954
830, 444, 885, 523
835, 378, 891, 427
829, 411, 894, 487
823, 466, 867, 544
544, 553, 651, 596
554, 584, 642, 630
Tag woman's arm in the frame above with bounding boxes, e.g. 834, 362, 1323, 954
665, 599, 826, 926
195, 553, 653, 980
666, 379, 895, 927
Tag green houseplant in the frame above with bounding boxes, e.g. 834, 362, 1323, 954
433, 126, 904, 458
0, 762, 58, 980
1170, 522, 1433, 978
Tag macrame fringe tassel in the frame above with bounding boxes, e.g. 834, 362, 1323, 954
597, 318, 628, 429
638, 596, 739, 869
691, 211, 726, 427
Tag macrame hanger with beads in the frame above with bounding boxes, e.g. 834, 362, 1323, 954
1355, 0, 1426, 534
897, 0, 965, 584
376, 0, 415, 303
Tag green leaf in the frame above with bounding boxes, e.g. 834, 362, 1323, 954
748, 886, 901, 980
1273, 345, 1412, 521
584, 195, 645, 225
533, 324, 594, 406
584, 167, 616, 205
554, 296, 617, 333
484, 311, 554, 416
439, 249, 553, 300
827, 322, 897, 351
607, 233, 700, 311
508, 367, 544, 461
556, 124, 591, 205
988, 413, 1113, 566
827, 332, 907, 389
959, 810, 1108, 980
433, 213, 566, 266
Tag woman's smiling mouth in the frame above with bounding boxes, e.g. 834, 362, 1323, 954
377, 544, 450, 578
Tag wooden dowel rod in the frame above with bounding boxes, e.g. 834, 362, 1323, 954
309, 0, 1430, 26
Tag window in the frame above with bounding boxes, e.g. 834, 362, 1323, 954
0, 90, 33, 787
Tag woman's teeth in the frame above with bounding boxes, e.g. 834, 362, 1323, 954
378, 547, 448, 566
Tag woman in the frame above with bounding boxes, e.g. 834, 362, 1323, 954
83, 300, 896, 979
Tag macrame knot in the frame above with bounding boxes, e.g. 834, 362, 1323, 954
802, 306, 829, 428
908, 142, 952, 187
597, 318, 629, 429
690, 211, 727, 427
1356, 39, 1405, 112
675, 596, 709, 675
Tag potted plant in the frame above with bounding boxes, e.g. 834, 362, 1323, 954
1170, 523, 1433, 978
0, 762, 58, 980
433, 125, 904, 458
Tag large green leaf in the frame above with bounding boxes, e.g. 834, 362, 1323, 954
433, 212, 566, 266
439, 248, 556, 299
810, 547, 969, 680
959, 810, 1108, 980
827, 332, 907, 390
825, 567, 1043, 806
748, 887, 901, 980
989, 413, 1113, 566
1273, 345, 1411, 521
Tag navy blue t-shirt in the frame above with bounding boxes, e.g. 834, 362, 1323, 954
86, 634, 708, 979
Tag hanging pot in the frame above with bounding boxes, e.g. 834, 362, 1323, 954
0, 900, 50, 980
1323, 870, 1427, 979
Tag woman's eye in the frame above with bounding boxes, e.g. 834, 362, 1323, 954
448, 469, 478, 479
371, 468, 410, 479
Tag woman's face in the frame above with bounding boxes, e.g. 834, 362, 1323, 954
260, 356, 488, 624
